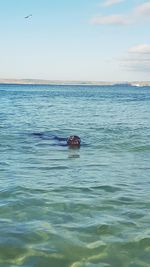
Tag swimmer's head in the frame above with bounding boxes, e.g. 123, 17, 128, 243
67, 135, 81, 148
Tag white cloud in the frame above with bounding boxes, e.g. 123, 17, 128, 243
121, 44, 150, 72
134, 2, 150, 17
91, 1, 150, 26
91, 14, 129, 25
122, 59, 150, 72
103, 0, 125, 7
128, 44, 150, 54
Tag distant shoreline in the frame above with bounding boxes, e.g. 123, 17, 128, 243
0, 79, 150, 87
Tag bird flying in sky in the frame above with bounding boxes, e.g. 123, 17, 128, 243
24, 14, 32, 19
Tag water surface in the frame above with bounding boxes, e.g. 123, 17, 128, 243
0, 84, 150, 267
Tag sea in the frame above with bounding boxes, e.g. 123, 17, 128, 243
0, 83, 150, 267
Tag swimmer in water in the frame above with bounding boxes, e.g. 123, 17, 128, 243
32, 133, 81, 148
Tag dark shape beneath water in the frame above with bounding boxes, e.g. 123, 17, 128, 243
32, 132, 81, 148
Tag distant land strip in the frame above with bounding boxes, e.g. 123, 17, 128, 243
0, 79, 150, 86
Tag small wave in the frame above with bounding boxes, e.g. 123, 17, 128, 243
90, 185, 122, 193
129, 145, 150, 152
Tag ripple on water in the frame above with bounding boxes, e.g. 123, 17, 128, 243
90, 185, 122, 193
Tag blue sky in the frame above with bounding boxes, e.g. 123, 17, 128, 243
0, 0, 150, 81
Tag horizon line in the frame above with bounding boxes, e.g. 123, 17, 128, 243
0, 78, 150, 86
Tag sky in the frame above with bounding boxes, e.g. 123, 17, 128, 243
0, 0, 150, 82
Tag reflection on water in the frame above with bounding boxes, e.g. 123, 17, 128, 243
68, 147, 80, 159
0, 84, 150, 266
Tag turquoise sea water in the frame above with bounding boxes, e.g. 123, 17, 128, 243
0, 84, 150, 267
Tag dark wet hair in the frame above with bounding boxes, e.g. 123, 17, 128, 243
67, 135, 81, 147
